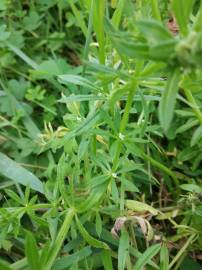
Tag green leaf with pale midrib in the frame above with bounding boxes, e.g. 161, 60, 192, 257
0, 152, 44, 193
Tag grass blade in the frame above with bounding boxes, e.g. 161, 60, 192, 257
133, 243, 161, 270
75, 215, 109, 249
0, 152, 44, 193
160, 243, 169, 270
25, 232, 41, 270
118, 229, 129, 270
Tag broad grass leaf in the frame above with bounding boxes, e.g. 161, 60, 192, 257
191, 125, 202, 146
133, 243, 161, 270
0, 152, 44, 193
52, 246, 92, 270
160, 243, 169, 270
75, 216, 109, 249
159, 68, 181, 132
118, 229, 129, 270
126, 200, 158, 215
25, 232, 41, 270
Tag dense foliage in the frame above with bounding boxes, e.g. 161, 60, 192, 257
0, 0, 202, 269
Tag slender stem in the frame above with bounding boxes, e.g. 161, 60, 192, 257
169, 234, 196, 269
83, 0, 94, 66
112, 80, 138, 172
43, 209, 75, 270
141, 152, 179, 186
174, 252, 187, 270
183, 88, 202, 125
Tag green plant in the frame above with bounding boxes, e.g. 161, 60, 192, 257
0, 1, 202, 269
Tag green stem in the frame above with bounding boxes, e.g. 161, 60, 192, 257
169, 234, 196, 269
82, 0, 94, 76
43, 209, 75, 270
184, 88, 202, 125
142, 152, 179, 186
112, 80, 138, 172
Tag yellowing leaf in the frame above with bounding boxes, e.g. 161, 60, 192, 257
126, 200, 158, 215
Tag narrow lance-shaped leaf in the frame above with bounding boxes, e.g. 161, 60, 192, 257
0, 152, 44, 193
75, 215, 109, 249
137, 20, 173, 44
133, 243, 161, 270
172, 0, 195, 36
58, 74, 100, 91
126, 200, 158, 215
25, 232, 41, 270
111, 0, 126, 29
159, 68, 181, 132
118, 229, 129, 270
43, 209, 75, 270
160, 243, 169, 270
102, 250, 113, 270
191, 125, 202, 146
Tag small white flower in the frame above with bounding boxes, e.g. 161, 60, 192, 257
112, 173, 117, 178
119, 133, 125, 141
76, 116, 82, 121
